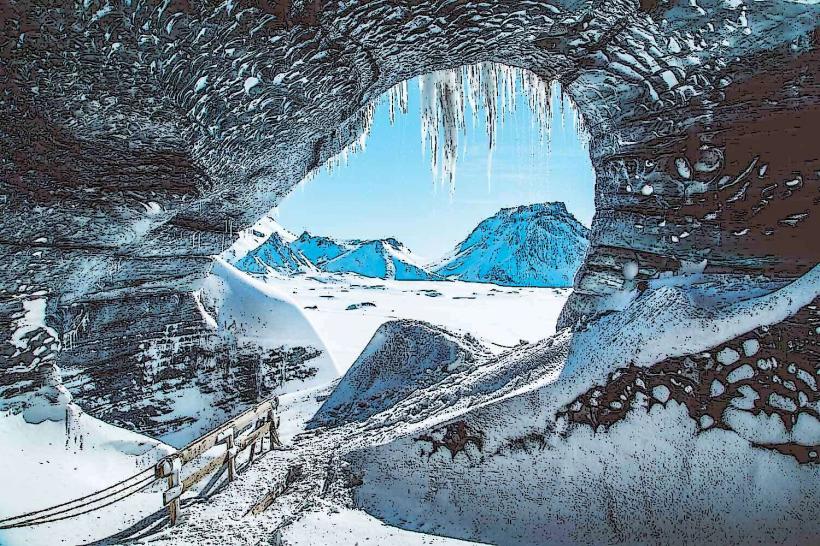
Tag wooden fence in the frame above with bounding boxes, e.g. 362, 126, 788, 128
0, 398, 281, 530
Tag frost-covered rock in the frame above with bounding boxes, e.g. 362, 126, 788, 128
433, 202, 589, 287
310, 320, 488, 428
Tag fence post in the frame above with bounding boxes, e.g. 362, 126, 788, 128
224, 431, 237, 482
248, 417, 259, 463
267, 408, 280, 450
157, 456, 182, 526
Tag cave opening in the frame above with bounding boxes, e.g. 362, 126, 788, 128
221, 64, 596, 378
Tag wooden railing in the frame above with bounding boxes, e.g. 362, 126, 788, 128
156, 398, 281, 525
0, 397, 281, 530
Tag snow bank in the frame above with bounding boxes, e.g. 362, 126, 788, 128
0, 408, 173, 546
346, 266, 820, 544
202, 259, 340, 391
352, 400, 820, 545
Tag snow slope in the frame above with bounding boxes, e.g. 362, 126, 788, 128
322, 238, 438, 280
433, 202, 589, 287
201, 259, 340, 390
0, 396, 173, 546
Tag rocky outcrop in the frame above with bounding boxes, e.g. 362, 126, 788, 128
0, 1, 817, 441
310, 320, 489, 427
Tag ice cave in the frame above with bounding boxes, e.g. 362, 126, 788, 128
0, 1, 818, 545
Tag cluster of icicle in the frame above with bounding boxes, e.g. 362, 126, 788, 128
310, 63, 587, 194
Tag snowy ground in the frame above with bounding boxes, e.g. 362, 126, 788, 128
0, 268, 566, 546
5, 267, 817, 545
0, 408, 173, 546
260, 272, 571, 371
128, 267, 820, 546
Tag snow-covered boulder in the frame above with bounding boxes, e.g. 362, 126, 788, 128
310, 320, 488, 428
433, 202, 589, 287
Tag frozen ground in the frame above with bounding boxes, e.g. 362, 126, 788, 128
0, 268, 566, 546
133, 266, 820, 546
262, 272, 571, 371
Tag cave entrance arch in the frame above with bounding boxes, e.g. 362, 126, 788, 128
1, 0, 817, 447
230, 63, 596, 373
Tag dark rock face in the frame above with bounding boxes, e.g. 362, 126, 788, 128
560, 297, 820, 463
1, 1, 818, 436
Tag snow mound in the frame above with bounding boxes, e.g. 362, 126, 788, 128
322, 238, 439, 280
202, 259, 340, 391
310, 320, 489, 428
432, 202, 589, 287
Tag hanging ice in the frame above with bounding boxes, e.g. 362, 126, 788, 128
316, 63, 587, 194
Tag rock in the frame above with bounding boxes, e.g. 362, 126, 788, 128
309, 320, 489, 428
0, 0, 816, 444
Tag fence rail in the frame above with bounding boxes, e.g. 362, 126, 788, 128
0, 397, 281, 530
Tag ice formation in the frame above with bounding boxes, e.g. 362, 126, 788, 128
414, 63, 569, 194
320, 62, 578, 194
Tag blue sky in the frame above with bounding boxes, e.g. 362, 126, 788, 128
276, 77, 595, 260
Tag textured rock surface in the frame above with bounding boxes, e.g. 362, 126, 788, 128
311, 320, 490, 428
1, 1, 818, 437
560, 296, 820, 463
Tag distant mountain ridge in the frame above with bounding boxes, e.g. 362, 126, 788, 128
431, 202, 589, 287
231, 202, 589, 286
234, 228, 438, 281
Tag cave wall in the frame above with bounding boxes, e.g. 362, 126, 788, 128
0, 0, 817, 434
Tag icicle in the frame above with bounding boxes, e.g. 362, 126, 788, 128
386, 80, 408, 125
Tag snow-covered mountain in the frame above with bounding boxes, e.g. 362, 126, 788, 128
232, 202, 587, 285
290, 232, 352, 265
233, 231, 315, 274
232, 228, 438, 281
432, 202, 589, 287
322, 238, 439, 280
